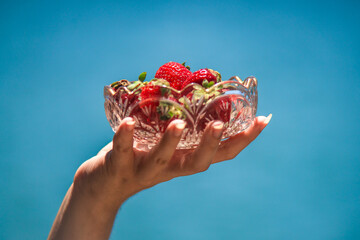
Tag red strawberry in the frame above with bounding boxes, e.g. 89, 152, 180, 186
139, 79, 171, 110
138, 80, 184, 131
217, 97, 233, 123
182, 68, 220, 89
140, 84, 161, 100
155, 62, 191, 90
140, 85, 160, 110
114, 90, 132, 104
196, 95, 235, 131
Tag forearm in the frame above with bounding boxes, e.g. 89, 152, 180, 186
48, 183, 121, 240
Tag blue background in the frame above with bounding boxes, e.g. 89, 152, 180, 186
1, 0, 360, 239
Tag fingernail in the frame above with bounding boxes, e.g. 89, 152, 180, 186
264, 114, 272, 124
126, 118, 135, 131
174, 120, 186, 137
212, 121, 224, 139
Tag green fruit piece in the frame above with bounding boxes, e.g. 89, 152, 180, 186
138, 72, 147, 82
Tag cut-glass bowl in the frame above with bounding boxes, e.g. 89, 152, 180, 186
104, 76, 258, 151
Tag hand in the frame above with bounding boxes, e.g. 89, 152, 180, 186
74, 114, 272, 208
48, 114, 271, 240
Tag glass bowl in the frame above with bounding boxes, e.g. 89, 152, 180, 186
104, 76, 258, 151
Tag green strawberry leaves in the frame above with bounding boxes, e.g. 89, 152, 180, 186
208, 69, 222, 82
182, 61, 191, 70
138, 72, 147, 82
157, 101, 185, 121
202, 79, 216, 88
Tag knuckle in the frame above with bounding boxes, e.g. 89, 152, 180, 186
120, 145, 132, 154
114, 144, 132, 154
155, 157, 167, 165
121, 177, 128, 184
227, 150, 239, 160
221, 143, 240, 160
209, 140, 220, 149
193, 163, 210, 173
104, 151, 118, 177
225, 148, 237, 159
204, 137, 221, 149
138, 177, 155, 187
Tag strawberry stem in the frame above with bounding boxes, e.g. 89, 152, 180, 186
208, 81, 215, 88
202, 79, 209, 88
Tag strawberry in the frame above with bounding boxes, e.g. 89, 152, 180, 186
138, 78, 185, 131
195, 95, 234, 131
181, 68, 221, 89
140, 79, 170, 106
139, 78, 172, 117
217, 96, 233, 123
155, 62, 192, 90
140, 84, 162, 101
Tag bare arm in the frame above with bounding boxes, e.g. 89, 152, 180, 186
48, 115, 272, 240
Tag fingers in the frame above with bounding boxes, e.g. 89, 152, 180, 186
181, 121, 224, 174
111, 117, 135, 167
213, 114, 272, 163
137, 119, 185, 182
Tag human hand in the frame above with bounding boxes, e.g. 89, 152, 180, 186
73, 114, 272, 210
49, 115, 271, 240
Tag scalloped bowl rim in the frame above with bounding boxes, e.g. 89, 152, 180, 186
104, 76, 257, 97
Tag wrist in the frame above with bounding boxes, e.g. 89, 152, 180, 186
72, 155, 142, 212
72, 179, 123, 215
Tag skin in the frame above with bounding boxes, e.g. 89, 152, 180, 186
48, 114, 272, 240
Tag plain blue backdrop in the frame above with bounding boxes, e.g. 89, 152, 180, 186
1, 0, 359, 239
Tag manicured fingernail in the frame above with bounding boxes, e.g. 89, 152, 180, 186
212, 121, 224, 138
174, 120, 186, 137
264, 114, 272, 124
126, 118, 135, 130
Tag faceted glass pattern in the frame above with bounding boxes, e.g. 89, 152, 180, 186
104, 77, 258, 151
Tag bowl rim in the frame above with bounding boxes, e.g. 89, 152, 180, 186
104, 76, 257, 97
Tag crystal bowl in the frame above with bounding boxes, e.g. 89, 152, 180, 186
104, 76, 258, 151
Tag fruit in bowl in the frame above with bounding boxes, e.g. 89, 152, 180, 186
104, 62, 258, 151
